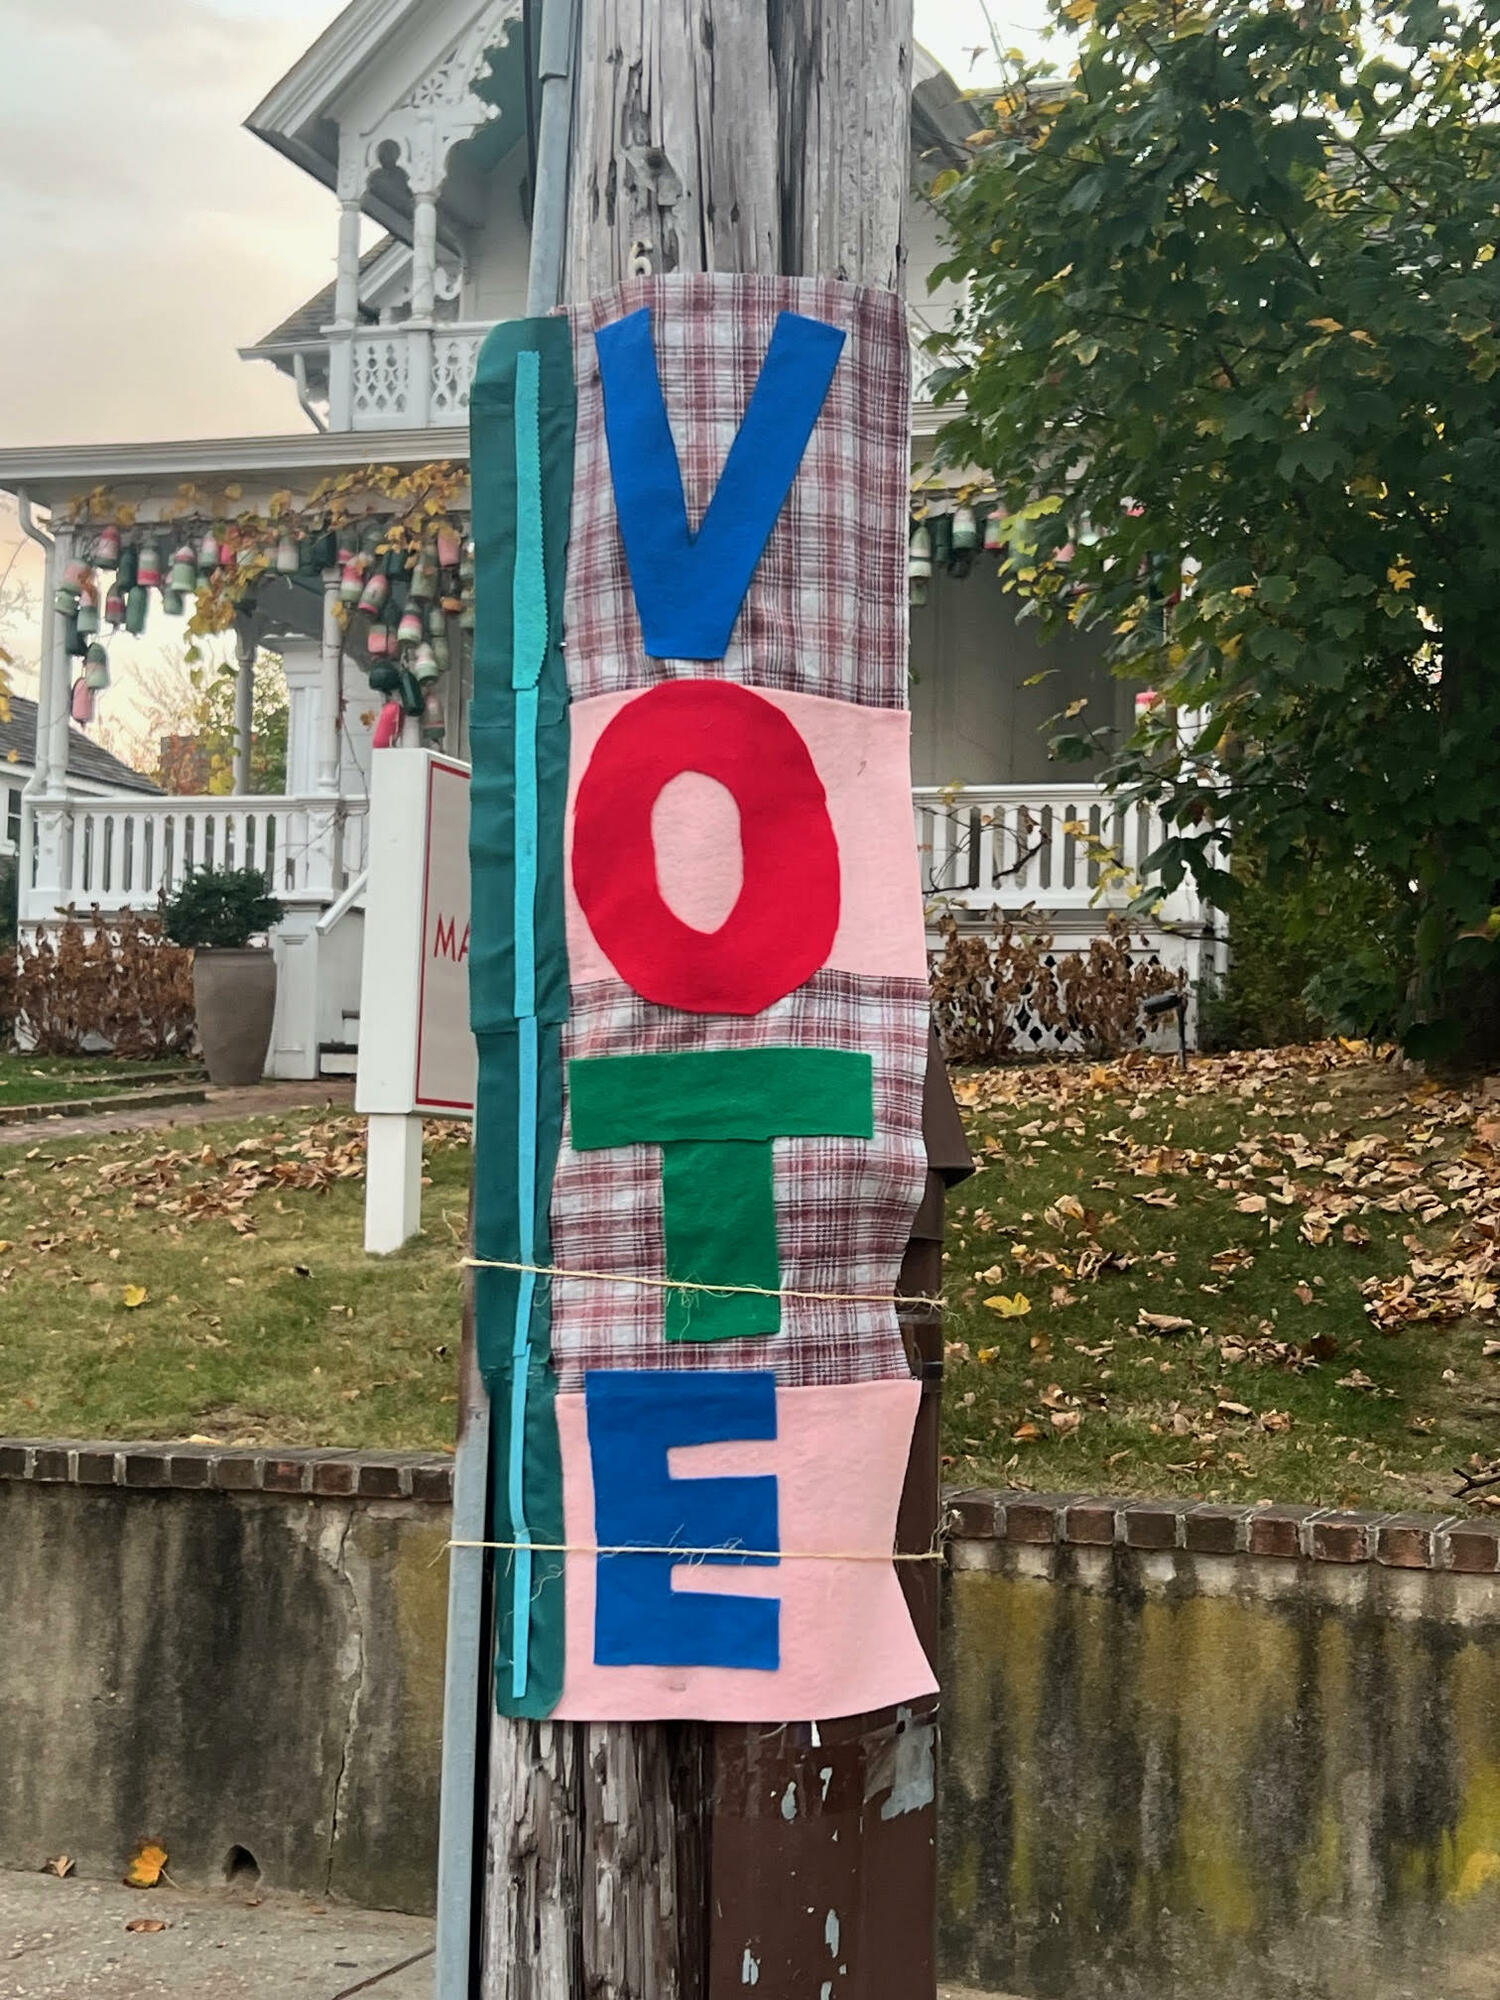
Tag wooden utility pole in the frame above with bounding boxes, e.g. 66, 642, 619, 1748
479, 5, 938, 1995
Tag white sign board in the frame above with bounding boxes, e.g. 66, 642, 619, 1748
357, 748, 476, 1119
356, 749, 476, 1252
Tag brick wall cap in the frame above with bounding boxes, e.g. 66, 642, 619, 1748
0, 1438, 454, 1503
942, 1488, 1488, 1573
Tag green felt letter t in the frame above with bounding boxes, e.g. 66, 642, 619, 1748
567, 1048, 874, 1342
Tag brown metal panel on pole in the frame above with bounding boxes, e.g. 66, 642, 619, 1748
479, 6, 973, 1994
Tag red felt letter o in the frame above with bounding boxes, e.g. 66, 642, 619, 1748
572, 680, 840, 1015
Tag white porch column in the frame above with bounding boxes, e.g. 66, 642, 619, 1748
233, 632, 256, 796
319, 572, 344, 798
277, 630, 324, 799
334, 195, 363, 325
411, 190, 439, 319
25, 528, 71, 919
329, 182, 365, 429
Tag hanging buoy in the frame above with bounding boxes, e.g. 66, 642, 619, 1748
125, 585, 149, 637
984, 507, 1007, 552
162, 587, 186, 617
367, 622, 391, 660
95, 524, 121, 569
105, 584, 127, 627
431, 629, 450, 671
459, 539, 475, 586
53, 581, 81, 617
367, 662, 401, 695
409, 549, 439, 602
276, 531, 300, 574
951, 504, 979, 553
421, 687, 445, 735
197, 529, 220, 577
339, 558, 365, 604
76, 598, 99, 638
169, 544, 197, 593
358, 570, 390, 616
397, 605, 424, 648
909, 521, 933, 581
70, 679, 95, 725
413, 639, 440, 684
84, 641, 111, 692
372, 699, 403, 749
137, 542, 163, 590
397, 667, 423, 715
436, 522, 462, 569
117, 544, 139, 590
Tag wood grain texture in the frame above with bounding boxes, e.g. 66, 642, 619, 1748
482, 3, 917, 1991
566, 0, 913, 295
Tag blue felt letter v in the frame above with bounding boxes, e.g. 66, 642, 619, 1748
595, 306, 846, 661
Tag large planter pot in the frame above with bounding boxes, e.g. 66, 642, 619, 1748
193, 947, 278, 1086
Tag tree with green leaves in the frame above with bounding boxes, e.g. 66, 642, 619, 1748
932, 0, 1500, 1062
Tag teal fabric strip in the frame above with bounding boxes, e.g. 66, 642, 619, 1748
469, 317, 576, 1718
505, 350, 548, 1701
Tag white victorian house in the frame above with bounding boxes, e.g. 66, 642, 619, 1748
0, 0, 1214, 1078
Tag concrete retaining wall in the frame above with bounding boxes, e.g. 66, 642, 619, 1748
6, 1442, 1500, 1995
0, 1442, 451, 1915
941, 1491, 1500, 2000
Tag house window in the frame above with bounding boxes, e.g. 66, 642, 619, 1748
5, 787, 19, 850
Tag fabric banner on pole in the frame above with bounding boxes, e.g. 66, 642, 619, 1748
471, 276, 933, 1723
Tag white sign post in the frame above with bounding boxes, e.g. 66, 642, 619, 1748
355, 748, 477, 1255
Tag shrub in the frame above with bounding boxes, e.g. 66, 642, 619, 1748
162, 865, 283, 950
931, 912, 1182, 1064
1197, 853, 1412, 1052
11, 908, 195, 1058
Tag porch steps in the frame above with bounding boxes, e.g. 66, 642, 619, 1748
319, 1012, 360, 1078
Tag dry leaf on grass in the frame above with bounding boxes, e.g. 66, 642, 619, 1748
125, 1918, 169, 1934
121, 1285, 148, 1310
983, 1293, 1032, 1318
41, 1855, 73, 1878
1137, 1310, 1196, 1336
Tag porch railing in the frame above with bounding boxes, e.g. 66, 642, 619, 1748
328, 322, 492, 431
22, 794, 369, 922
913, 783, 1204, 928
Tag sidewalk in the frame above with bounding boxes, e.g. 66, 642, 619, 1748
0, 1872, 432, 1999
1, 1871, 1016, 1998
0, 1079, 355, 1150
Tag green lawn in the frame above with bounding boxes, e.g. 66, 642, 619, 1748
0, 1056, 202, 1110
0, 1115, 470, 1449
0, 1051, 1496, 1515
943, 1045, 1500, 1513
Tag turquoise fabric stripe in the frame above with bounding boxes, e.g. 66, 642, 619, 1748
505, 349, 548, 1700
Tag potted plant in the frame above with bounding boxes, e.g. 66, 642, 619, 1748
163, 865, 285, 1086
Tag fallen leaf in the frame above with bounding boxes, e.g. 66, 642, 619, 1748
121, 1285, 149, 1310
1260, 1409, 1293, 1434
1049, 1409, 1083, 1436
1337, 1370, 1379, 1393
42, 1855, 73, 1878
1216, 1400, 1253, 1420
124, 1843, 168, 1889
125, 1918, 169, 1934
983, 1293, 1032, 1318
1483, 1341, 1500, 1360
1137, 1310, 1196, 1336
1133, 1188, 1179, 1209
1235, 1194, 1268, 1215
1294, 1282, 1315, 1304
976, 1346, 1002, 1365
1011, 1421, 1043, 1442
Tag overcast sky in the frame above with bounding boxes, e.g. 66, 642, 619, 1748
0, 0, 1052, 696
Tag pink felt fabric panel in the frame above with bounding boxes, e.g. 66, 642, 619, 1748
551, 1376, 937, 1722
566, 684, 927, 994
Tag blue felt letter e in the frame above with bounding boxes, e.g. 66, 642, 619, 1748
586, 1369, 780, 1671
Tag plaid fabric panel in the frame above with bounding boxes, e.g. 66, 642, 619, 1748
549, 971, 929, 1393
564, 276, 910, 709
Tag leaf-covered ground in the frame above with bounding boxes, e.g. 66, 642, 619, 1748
1, 1051, 1498, 1513
944, 1044, 1500, 1513
0, 1115, 472, 1449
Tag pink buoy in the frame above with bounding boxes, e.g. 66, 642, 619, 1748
372, 699, 404, 750
70, 679, 95, 724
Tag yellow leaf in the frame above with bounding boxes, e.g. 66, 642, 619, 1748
1386, 560, 1414, 591
122, 1285, 149, 1309
977, 1346, 1002, 1364
125, 1843, 168, 1889
983, 1292, 1032, 1318
1308, 316, 1344, 334
1012, 1421, 1043, 1443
